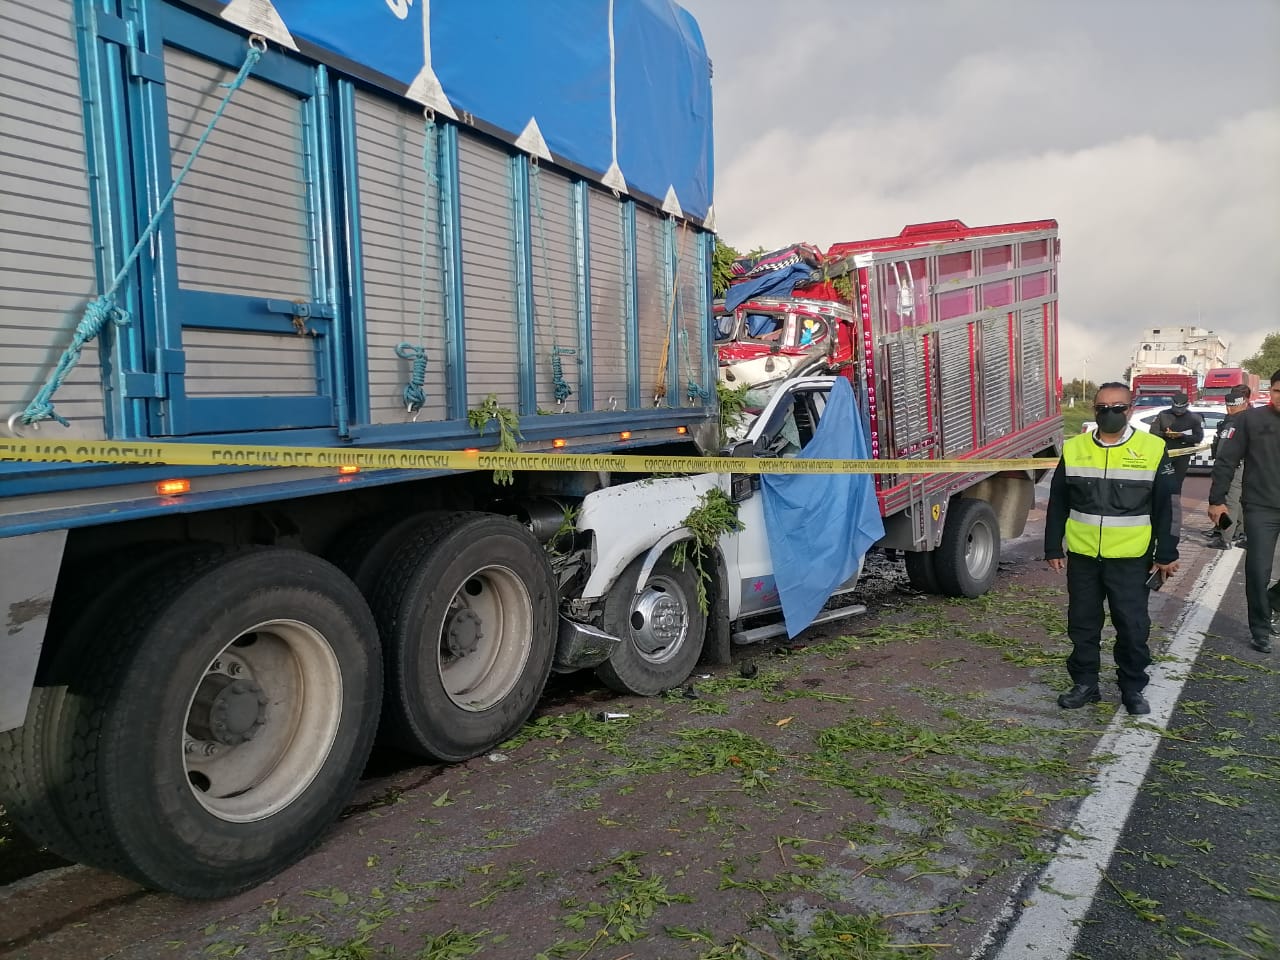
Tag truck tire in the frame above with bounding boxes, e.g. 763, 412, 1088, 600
371, 513, 557, 762
49, 549, 382, 898
596, 548, 707, 696
325, 510, 444, 597
904, 550, 942, 595
0, 542, 214, 867
934, 498, 1001, 599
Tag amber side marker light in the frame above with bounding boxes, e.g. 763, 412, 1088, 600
552, 438, 567, 449
156, 479, 191, 496
338, 465, 360, 475
676, 426, 688, 435
619, 431, 633, 440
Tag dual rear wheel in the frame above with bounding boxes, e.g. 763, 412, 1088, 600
0, 513, 558, 897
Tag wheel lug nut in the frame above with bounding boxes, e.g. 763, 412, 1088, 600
211, 659, 223, 672
227, 662, 241, 676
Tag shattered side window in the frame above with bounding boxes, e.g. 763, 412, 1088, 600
714, 312, 737, 341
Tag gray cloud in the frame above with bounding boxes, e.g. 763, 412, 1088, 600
681, 0, 1280, 377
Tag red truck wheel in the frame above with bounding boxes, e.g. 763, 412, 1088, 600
934, 498, 1001, 599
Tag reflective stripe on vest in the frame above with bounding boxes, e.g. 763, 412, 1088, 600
1062, 429, 1166, 558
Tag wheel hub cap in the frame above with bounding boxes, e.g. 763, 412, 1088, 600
188, 674, 269, 746
445, 608, 484, 658
631, 587, 687, 654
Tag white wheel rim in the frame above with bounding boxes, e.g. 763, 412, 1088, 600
182, 620, 343, 823
965, 518, 996, 581
435, 565, 533, 711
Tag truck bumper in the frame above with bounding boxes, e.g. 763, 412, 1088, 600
554, 616, 621, 672
1, 529, 67, 732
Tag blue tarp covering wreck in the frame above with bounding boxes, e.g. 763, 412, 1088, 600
761, 377, 886, 638
197, 0, 714, 223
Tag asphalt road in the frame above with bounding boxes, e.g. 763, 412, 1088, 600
1, 475, 1276, 960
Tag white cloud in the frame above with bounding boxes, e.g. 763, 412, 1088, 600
683, 0, 1280, 381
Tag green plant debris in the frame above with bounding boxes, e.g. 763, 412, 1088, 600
716, 380, 751, 445
418, 928, 488, 959
538, 852, 692, 957
671, 486, 745, 613
466, 394, 521, 484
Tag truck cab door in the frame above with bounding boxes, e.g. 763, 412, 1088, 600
722, 381, 832, 618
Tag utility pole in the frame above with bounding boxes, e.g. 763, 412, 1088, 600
1081, 356, 1090, 403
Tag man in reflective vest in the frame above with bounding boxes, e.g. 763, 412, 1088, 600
1045, 382, 1180, 715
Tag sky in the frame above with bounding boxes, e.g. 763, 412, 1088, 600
679, 0, 1280, 383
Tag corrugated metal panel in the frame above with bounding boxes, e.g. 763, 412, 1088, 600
588, 190, 627, 411
938, 324, 974, 455
529, 167, 579, 410
0, 2, 104, 437
634, 208, 669, 405
1020, 307, 1048, 424
184, 329, 316, 397
675, 225, 706, 406
981, 315, 1013, 442
885, 335, 930, 456
457, 133, 518, 409
165, 46, 311, 300
354, 93, 448, 424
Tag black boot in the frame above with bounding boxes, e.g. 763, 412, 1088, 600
1122, 693, 1151, 716
1057, 684, 1101, 709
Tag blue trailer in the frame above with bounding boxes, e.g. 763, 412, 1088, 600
0, 0, 717, 896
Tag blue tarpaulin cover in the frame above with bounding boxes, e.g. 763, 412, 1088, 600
760, 377, 885, 638
723, 262, 815, 312
198, 0, 713, 221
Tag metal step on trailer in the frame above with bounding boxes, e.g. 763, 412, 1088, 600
730, 603, 868, 646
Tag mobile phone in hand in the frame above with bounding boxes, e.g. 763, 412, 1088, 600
1145, 568, 1165, 591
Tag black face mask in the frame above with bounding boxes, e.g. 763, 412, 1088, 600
1095, 409, 1129, 433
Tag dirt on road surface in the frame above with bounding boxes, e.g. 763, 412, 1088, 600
0, 478, 1267, 960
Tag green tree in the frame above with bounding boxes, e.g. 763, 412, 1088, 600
711, 237, 739, 297
1062, 378, 1099, 403
1241, 332, 1280, 378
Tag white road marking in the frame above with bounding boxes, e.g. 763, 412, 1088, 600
977, 547, 1244, 960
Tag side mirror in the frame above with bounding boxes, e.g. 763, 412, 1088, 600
726, 439, 756, 458
726, 439, 757, 503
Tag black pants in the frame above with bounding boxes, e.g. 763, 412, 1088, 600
1169, 452, 1192, 492
1066, 553, 1152, 696
1242, 505, 1280, 644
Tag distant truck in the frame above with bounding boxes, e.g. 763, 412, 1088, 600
1130, 371, 1198, 409
1201, 367, 1261, 404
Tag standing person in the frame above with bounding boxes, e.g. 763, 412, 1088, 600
1045, 383, 1179, 715
1206, 386, 1250, 549
1153, 392, 1204, 507
1208, 370, 1280, 653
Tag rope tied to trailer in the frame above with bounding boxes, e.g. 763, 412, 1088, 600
18, 37, 267, 429
681, 329, 710, 401
529, 160, 575, 407
398, 113, 440, 419
655, 219, 693, 405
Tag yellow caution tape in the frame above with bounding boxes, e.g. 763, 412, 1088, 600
0, 436, 1061, 476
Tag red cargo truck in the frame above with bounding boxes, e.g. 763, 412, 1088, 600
716, 219, 1064, 595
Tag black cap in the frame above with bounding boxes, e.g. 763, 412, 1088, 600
1226, 387, 1248, 404
1171, 392, 1189, 408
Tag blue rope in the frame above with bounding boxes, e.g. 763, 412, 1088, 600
21, 41, 264, 428
396, 342, 428, 412
679, 328, 710, 401
530, 163, 574, 405
399, 118, 439, 416
551, 347, 574, 404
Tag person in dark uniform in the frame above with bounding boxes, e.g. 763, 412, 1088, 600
1153, 393, 1204, 513
1045, 382, 1180, 715
1206, 386, 1249, 549
1209, 369, 1280, 653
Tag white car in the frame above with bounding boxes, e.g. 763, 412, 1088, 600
1081, 404, 1225, 474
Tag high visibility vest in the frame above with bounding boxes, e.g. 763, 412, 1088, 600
1062, 428, 1166, 559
